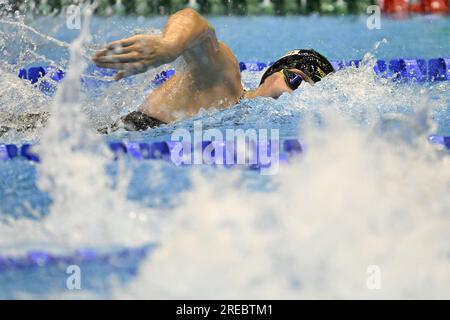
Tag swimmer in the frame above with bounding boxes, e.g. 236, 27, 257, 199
92, 8, 334, 133
0, 8, 334, 138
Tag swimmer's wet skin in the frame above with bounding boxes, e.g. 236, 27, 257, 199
92, 8, 334, 133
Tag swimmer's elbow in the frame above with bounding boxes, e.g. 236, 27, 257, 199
171, 8, 211, 33
177, 8, 202, 20
171, 8, 202, 25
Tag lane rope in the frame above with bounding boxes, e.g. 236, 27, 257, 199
0, 244, 156, 271
0, 139, 304, 170
1, 136, 448, 165
17, 57, 450, 95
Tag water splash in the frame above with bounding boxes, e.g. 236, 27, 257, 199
0, 5, 161, 253
119, 114, 450, 299
115, 45, 449, 299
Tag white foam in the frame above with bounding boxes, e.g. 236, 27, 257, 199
119, 114, 449, 299
116, 54, 450, 299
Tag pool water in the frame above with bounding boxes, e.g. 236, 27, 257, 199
0, 11, 449, 299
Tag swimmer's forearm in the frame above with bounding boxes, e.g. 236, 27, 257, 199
161, 8, 218, 57
91, 8, 218, 80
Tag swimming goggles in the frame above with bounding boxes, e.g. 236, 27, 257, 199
279, 68, 303, 90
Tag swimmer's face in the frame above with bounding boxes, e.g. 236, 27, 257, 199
256, 68, 314, 99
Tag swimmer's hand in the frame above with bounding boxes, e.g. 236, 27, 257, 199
92, 35, 179, 81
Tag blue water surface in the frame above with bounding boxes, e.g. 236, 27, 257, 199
0, 14, 449, 299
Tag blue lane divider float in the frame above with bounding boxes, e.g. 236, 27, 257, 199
429, 134, 450, 148
0, 244, 156, 271
1, 136, 448, 166
241, 58, 450, 82
18, 57, 450, 95
18, 66, 65, 95
0, 139, 304, 170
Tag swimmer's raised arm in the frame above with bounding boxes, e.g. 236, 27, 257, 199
92, 8, 220, 80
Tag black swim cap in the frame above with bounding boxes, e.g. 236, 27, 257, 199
259, 49, 334, 86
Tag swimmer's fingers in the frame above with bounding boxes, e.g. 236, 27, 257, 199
92, 49, 111, 60
92, 38, 139, 61
94, 61, 145, 70
114, 70, 127, 81
95, 43, 140, 57
105, 36, 138, 51
114, 69, 141, 81
93, 52, 142, 64
114, 65, 148, 81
